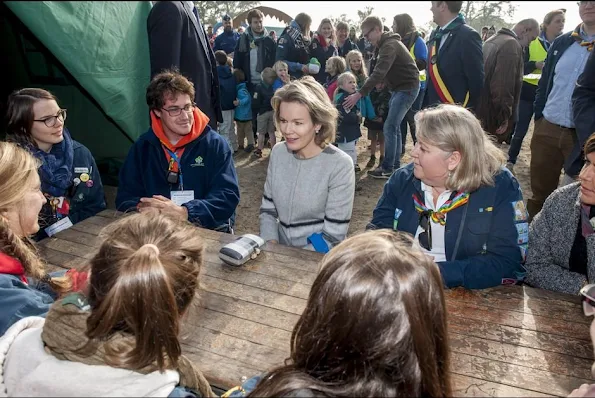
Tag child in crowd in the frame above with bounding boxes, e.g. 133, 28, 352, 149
364, 83, 391, 168
0, 212, 215, 397
253, 68, 278, 158
272, 60, 290, 91
324, 56, 346, 101
334, 71, 362, 171
215, 50, 238, 152
345, 50, 376, 120
223, 230, 452, 397
233, 69, 254, 152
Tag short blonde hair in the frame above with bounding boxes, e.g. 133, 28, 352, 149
261, 67, 277, 85
316, 18, 336, 45
273, 60, 288, 74
326, 56, 346, 77
335, 71, 357, 99
345, 50, 368, 79
272, 76, 338, 147
414, 104, 506, 192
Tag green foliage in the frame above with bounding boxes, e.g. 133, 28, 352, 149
462, 1, 516, 31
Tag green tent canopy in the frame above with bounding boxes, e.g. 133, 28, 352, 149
0, 1, 152, 184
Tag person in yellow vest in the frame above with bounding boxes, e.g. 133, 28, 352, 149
392, 14, 428, 157
506, 9, 566, 172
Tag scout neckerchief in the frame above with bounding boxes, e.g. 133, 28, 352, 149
150, 107, 209, 174
571, 23, 595, 52
413, 190, 470, 226
427, 13, 470, 106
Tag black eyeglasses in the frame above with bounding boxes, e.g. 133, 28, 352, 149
581, 284, 595, 316
161, 103, 195, 117
33, 109, 67, 127
418, 212, 433, 251
363, 28, 375, 39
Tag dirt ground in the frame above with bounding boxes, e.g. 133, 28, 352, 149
232, 121, 535, 236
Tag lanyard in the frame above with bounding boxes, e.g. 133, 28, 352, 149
164, 147, 184, 190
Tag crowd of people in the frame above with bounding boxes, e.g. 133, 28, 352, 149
0, 0, 594, 396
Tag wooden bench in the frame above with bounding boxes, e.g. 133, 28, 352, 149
36, 210, 594, 397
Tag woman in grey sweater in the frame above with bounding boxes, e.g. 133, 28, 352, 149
259, 77, 355, 252
525, 134, 595, 295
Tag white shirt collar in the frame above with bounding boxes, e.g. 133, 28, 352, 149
420, 181, 452, 196
440, 16, 458, 30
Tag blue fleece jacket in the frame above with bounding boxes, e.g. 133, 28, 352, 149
234, 82, 252, 122
367, 163, 526, 289
217, 65, 236, 111
115, 126, 240, 231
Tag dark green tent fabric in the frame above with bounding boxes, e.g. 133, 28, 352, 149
2, 1, 152, 166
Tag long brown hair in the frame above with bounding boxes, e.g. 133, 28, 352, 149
85, 212, 205, 371
5, 88, 57, 148
393, 13, 416, 38
249, 230, 452, 397
0, 141, 71, 293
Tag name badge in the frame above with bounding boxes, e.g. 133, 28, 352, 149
171, 190, 195, 206
74, 167, 89, 174
44, 217, 73, 237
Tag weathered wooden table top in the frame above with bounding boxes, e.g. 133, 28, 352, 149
36, 210, 594, 397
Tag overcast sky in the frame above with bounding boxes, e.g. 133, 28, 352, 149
259, 1, 581, 32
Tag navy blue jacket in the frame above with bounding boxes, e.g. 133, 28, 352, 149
217, 65, 236, 111
335, 90, 362, 143
573, 49, 595, 173
338, 38, 358, 57
253, 83, 275, 115
533, 32, 577, 173
367, 164, 526, 289
309, 34, 337, 84
0, 273, 54, 336
233, 33, 277, 93
214, 30, 240, 55
115, 126, 240, 231
36, 140, 106, 240
276, 22, 312, 79
424, 24, 484, 110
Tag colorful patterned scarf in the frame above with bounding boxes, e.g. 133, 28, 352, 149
572, 24, 595, 52
28, 128, 74, 198
413, 191, 470, 226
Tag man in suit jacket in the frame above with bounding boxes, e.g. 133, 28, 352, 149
572, 49, 595, 177
147, 1, 222, 130
424, 1, 484, 111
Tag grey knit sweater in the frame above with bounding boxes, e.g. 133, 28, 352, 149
259, 142, 355, 249
524, 182, 595, 295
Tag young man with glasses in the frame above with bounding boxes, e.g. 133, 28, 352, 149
528, 0, 595, 221
343, 16, 420, 179
116, 70, 240, 232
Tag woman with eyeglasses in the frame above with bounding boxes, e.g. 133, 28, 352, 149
367, 104, 526, 290
5, 88, 106, 240
524, 134, 595, 295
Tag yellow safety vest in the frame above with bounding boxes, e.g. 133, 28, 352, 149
523, 38, 547, 86
410, 41, 427, 82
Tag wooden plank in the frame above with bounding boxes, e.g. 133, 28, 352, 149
179, 345, 261, 390
197, 291, 300, 332
200, 275, 307, 316
52, 228, 102, 248
37, 237, 95, 261
202, 261, 312, 300
183, 304, 291, 351
449, 332, 595, 380
447, 287, 589, 325
449, 315, 594, 360
446, 299, 591, 341
36, 246, 84, 270
451, 351, 591, 397
451, 374, 555, 397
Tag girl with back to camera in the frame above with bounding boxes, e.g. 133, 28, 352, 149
0, 212, 216, 397
5, 88, 106, 240
223, 230, 452, 397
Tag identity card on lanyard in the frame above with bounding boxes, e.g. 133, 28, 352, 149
165, 147, 195, 206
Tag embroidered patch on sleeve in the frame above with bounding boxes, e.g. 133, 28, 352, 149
512, 200, 528, 222
278, 37, 285, 45
515, 222, 529, 245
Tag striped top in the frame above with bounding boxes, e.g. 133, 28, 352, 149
259, 142, 355, 249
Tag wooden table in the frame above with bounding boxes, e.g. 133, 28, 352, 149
37, 210, 595, 397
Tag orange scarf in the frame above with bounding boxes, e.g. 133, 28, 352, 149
151, 108, 210, 172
